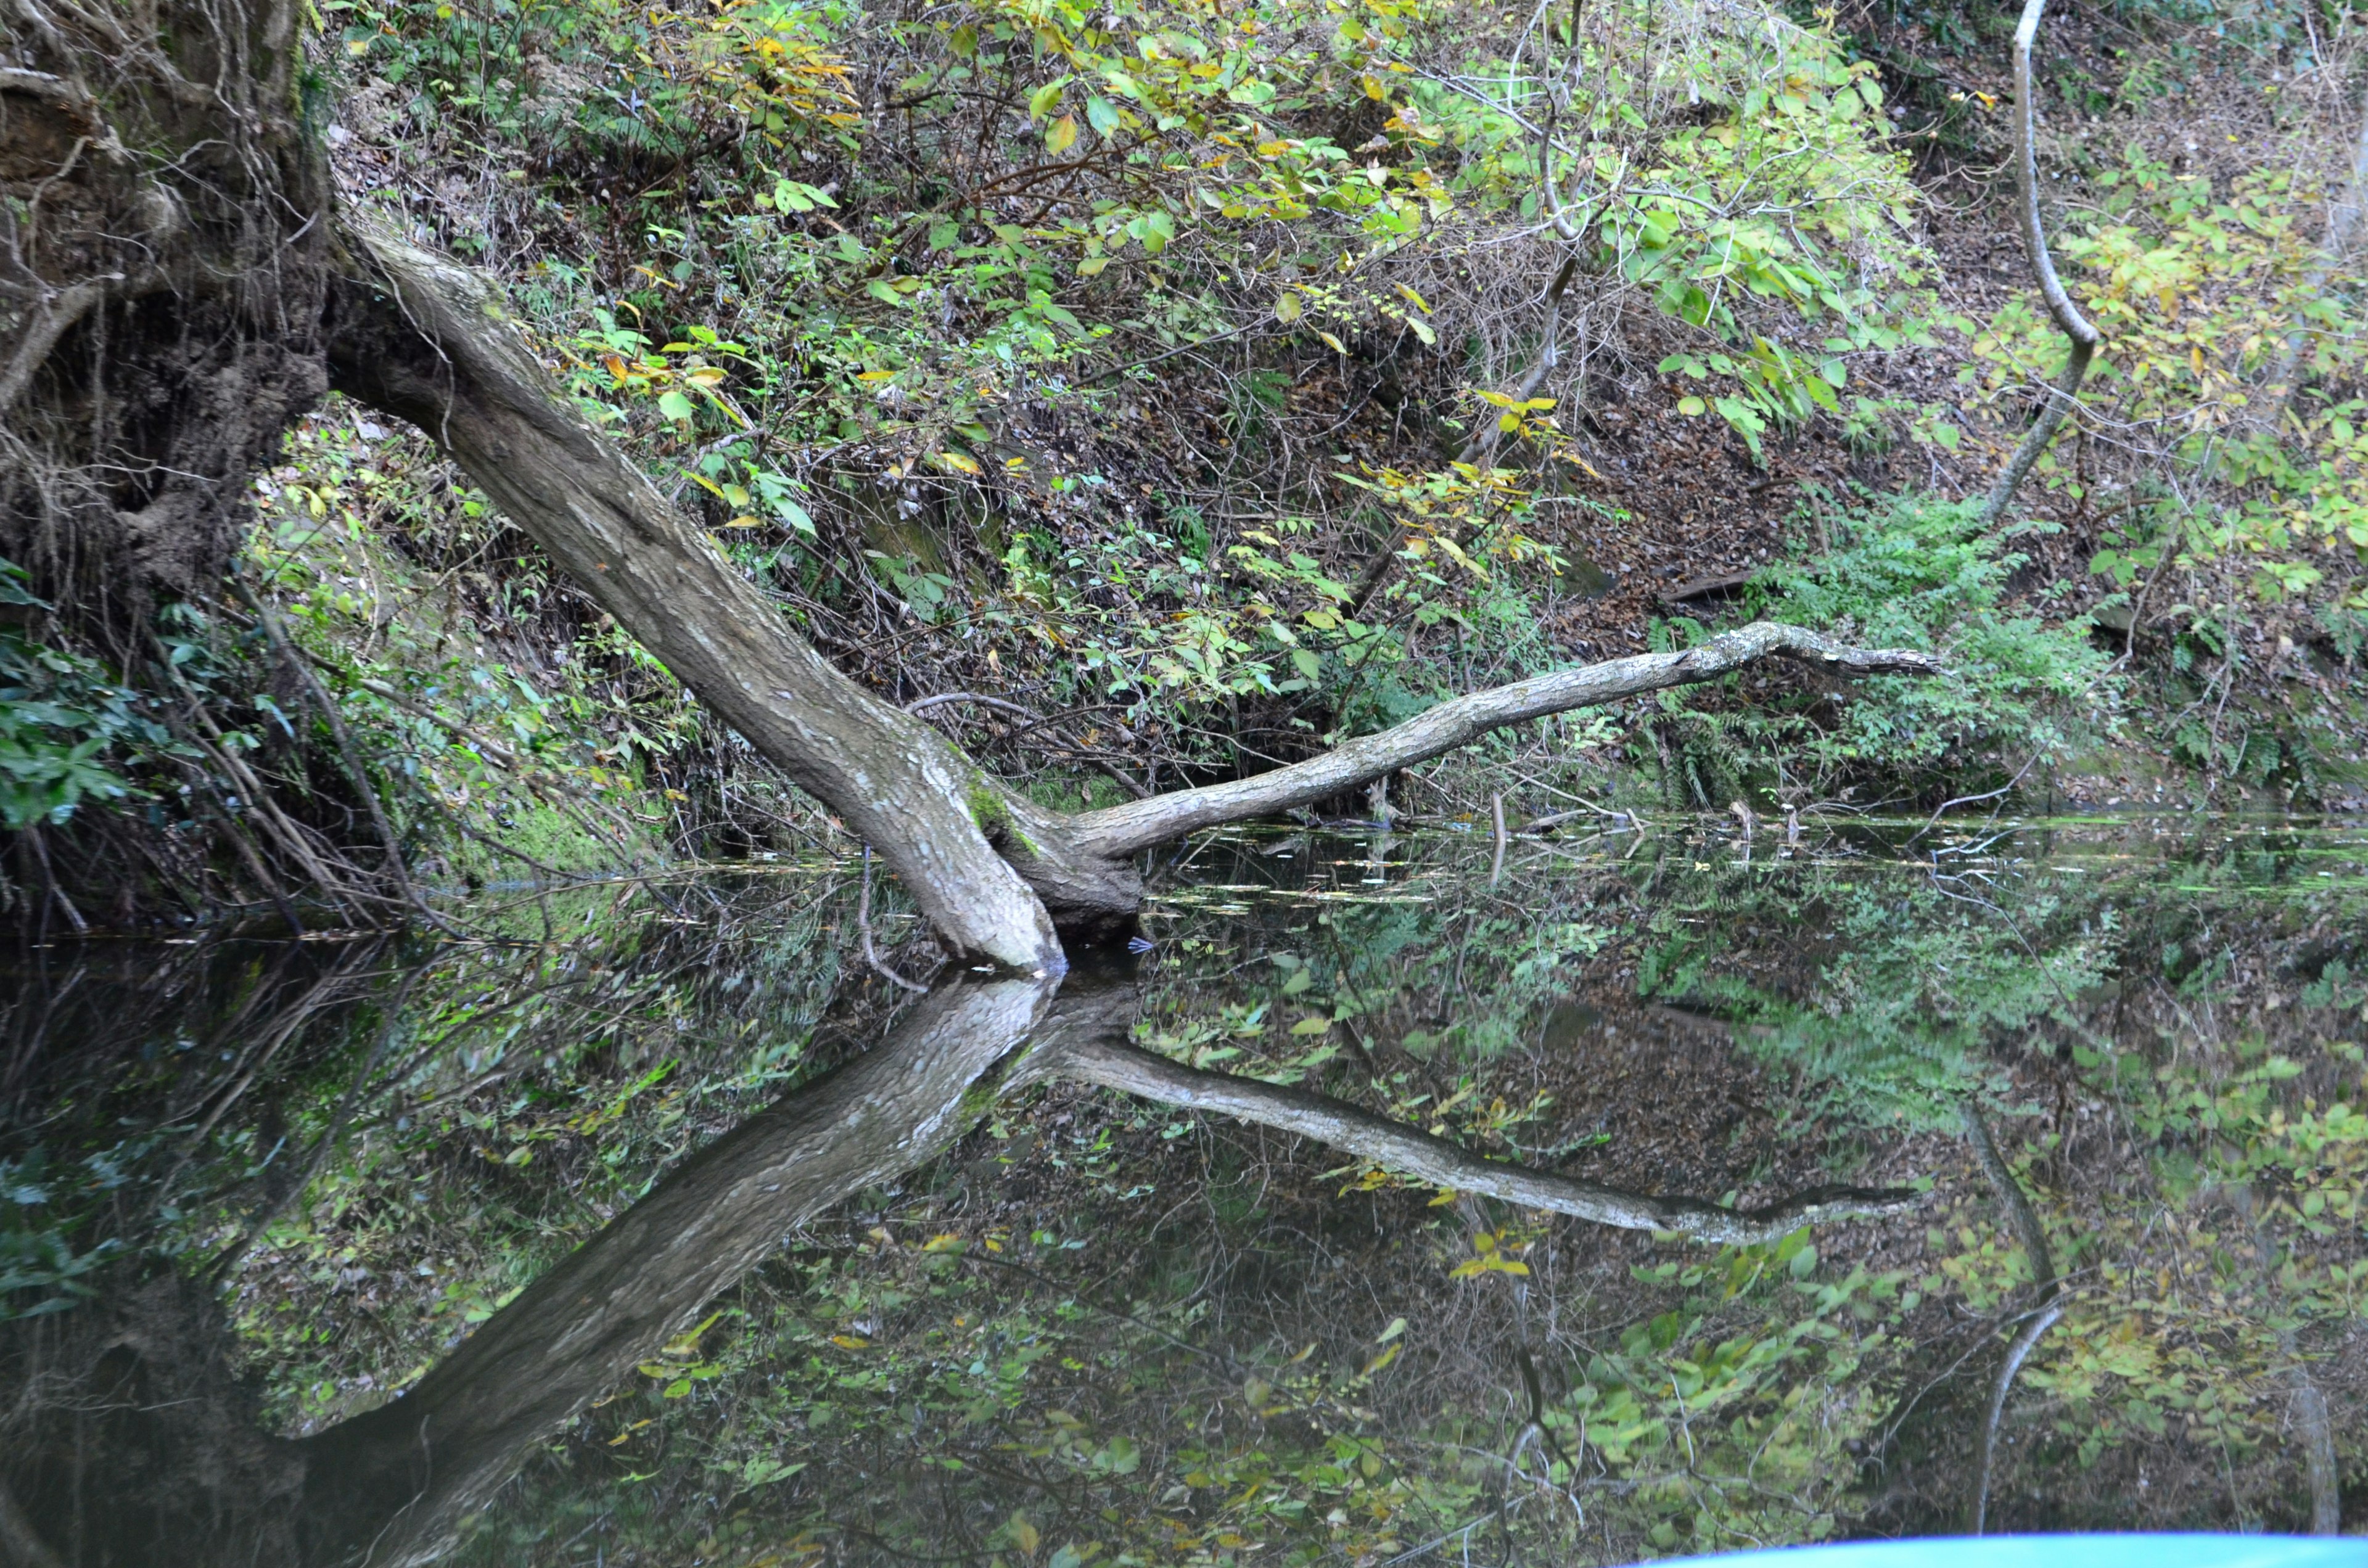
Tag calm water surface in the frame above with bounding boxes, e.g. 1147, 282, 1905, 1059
3, 813, 2364, 1564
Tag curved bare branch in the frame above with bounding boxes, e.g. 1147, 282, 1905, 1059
1965, 1106, 2062, 1534
1063, 621, 1942, 860
1056, 1035, 1922, 1244
1977, 0, 2103, 528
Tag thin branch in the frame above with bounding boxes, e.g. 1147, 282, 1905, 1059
1977, 0, 2102, 528
1965, 1105, 2062, 1535
858, 846, 929, 993
1055, 1035, 1920, 1244
1064, 622, 1942, 860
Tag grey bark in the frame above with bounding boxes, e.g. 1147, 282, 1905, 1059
296, 972, 1126, 1564
1058, 623, 1940, 861
327, 231, 1941, 963
1053, 1033, 1920, 1244
325, 228, 1066, 972
1977, 0, 2103, 529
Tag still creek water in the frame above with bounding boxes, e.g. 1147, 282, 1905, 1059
3, 812, 2364, 1566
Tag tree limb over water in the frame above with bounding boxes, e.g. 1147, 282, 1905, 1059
1058, 625, 1939, 862
324, 232, 1941, 965
1054, 1035, 1922, 1245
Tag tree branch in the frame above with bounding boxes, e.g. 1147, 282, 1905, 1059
1965, 1106, 2062, 1535
1064, 622, 1941, 860
1977, 0, 2102, 529
1054, 1035, 1920, 1244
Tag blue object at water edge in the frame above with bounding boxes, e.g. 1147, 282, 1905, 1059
1642, 1537, 2367, 1568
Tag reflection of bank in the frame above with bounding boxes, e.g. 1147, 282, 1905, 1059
2, 973, 1100, 1568
4, 961, 1923, 1567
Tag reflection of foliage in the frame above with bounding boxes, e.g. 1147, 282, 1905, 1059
0, 559, 169, 831
1637, 858, 2111, 1130
1, 1151, 124, 1321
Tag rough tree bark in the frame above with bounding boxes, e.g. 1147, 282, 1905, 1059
325, 237, 1941, 959
324, 231, 1069, 972
1976, 0, 2103, 529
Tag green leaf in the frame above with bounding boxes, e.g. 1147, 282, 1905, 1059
1085, 95, 1120, 139
657, 389, 697, 423
1027, 76, 1069, 121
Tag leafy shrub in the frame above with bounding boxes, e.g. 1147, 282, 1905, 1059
1733, 491, 2115, 790
0, 560, 168, 831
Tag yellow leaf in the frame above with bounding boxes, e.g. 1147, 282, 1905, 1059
1273, 290, 1302, 323
724, 515, 763, 528
1011, 1516, 1042, 1555
1394, 282, 1430, 313
1045, 113, 1079, 154
829, 1334, 870, 1349
662, 1311, 724, 1358
923, 1232, 965, 1252
1317, 330, 1346, 354
934, 449, 982, 475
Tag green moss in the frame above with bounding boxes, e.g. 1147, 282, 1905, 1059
966, 775, 1037, 855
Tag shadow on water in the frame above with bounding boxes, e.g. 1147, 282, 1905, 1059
2, 813, 2364, 1563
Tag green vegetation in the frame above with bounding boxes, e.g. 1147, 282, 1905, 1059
10, 0, 2359, 922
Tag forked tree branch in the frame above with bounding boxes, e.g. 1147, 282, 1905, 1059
1977, 0, 2102, 529
1056, 1035, 1920, 1242
1063, 621, 1941, 860
1965, 1106, 2063, 1534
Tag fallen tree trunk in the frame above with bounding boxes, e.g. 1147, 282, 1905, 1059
1056, 623, 1939, 860
326, 229, 1069, 972
327, 228, 1939, 963
1054, 1033, 1920, 1244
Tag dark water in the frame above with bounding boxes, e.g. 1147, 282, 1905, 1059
3, 813, 2364, 1565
